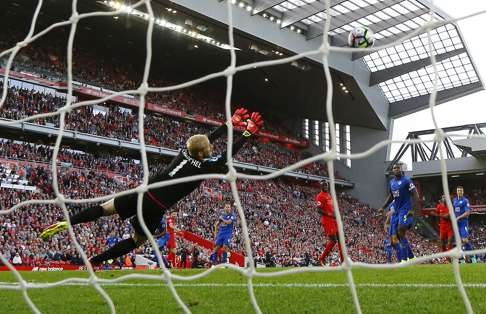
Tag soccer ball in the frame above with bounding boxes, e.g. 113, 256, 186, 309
347, 26, 375, 48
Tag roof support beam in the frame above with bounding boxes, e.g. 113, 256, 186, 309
369, 48, 467, 86
367, 9, 427, 36
252, 0, 287, 14
280, 0, 348, 28
389, 82, 484, 118
329, 0, 398, 31
305, 0, 397, 39
352, 21, 457, 60
336, 8, 428, 46
410, 122, 486, 137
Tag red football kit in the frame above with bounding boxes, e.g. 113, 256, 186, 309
167, 216, 177, 249
316, 191, 338, 236
437, 202, 453, 240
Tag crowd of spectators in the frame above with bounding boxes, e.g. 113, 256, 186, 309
0, 146, 446, 267
0, 164, 136, 267
0, 85, 333, 177
0, 29, 298, 139
467, 187, 486, 206
0, 139, 142, 179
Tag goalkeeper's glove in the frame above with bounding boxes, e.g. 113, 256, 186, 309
231, 108, 250, 127
243, 112, 264, 137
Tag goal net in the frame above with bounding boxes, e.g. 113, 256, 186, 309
0, 0, 485, 313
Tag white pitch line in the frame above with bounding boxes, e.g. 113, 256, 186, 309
1, 282, 486, 289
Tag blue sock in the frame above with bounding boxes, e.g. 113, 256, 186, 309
162, 255, 170, 268
392, 244, 401, 262
210, 253, 218, 264
385, 251, 392, 263
407, 243, 414, 259
463, 243, 473, 251
222, 252, 228, 263
399, 239, 410, 261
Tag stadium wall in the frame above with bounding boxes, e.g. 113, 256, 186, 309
347, 126, 390, 207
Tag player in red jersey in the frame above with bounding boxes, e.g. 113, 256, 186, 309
316, 180, 343, 266
434, 195, 454, 252
166, 212, 177, 267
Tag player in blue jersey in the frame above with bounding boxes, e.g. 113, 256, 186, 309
210, 203, 236, 265
106, 232, 120, 248
379, 163, 419, 262
154, 217, 171, 268
453, 186, 475, 263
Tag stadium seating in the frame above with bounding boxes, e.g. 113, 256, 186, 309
0, 29, 298, 139
0, 141, 444, 267
0, 85, 332, 177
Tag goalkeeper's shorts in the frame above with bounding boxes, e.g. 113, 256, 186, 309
114, 191, 167, 236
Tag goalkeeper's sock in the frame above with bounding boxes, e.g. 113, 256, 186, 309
463, 242, 473, 251
70, 205, 104, 225
90, 238, 137, 265
320, 240, 336, 262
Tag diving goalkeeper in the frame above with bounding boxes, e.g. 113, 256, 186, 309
40, 108, 263, 266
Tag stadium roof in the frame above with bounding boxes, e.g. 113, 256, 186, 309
2, 0, 481, 129
251, 0, 483, 110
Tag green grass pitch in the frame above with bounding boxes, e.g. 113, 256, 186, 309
1, 264, 486, 313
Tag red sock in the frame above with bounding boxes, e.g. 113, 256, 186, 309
320, 240, 336, 262
447, 243, 453, 251
168, 252, 176, 267
337, 242, 344, 263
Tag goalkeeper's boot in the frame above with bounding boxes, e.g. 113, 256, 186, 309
40, 221, 68, 240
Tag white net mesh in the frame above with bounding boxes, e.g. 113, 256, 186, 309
0, 0, 485, 313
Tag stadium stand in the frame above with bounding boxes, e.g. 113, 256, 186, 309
0, 140, 443, 267
0, 85, 334, 177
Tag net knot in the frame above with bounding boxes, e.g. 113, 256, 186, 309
136, 185, 148, 194
70, 13, 80, 24
138, 82, 149, 95
319, 42, 331, 56
56, 194, 66, 204
434, 129, 446, 142
224, 66, 236, 77
227, 168, 237, 181
89, 277, 98, 285
61, 105, 72, 114
325, 150, 338, 160
17, 40, 29, 49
